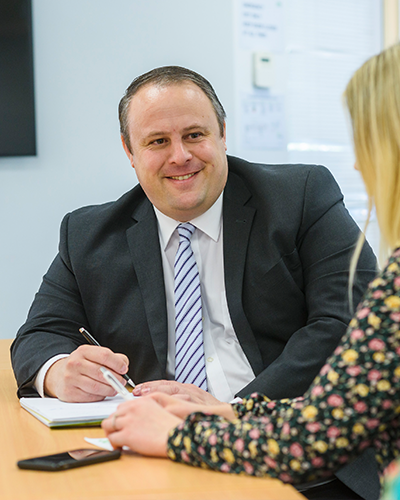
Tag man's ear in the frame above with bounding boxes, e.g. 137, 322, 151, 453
121, 135, 134, 168
222, 122, 227, 151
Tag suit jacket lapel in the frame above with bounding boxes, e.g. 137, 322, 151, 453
223, 171, 264, 375
124, 168, 265, 378
125, 198, 168, 374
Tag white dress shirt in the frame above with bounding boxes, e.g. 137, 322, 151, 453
154, 194, 254, 402
35, 194, 255, 401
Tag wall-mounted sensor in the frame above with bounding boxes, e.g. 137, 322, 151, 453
253, 52, 274, 88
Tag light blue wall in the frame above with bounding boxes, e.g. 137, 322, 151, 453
0, 0, 235, 339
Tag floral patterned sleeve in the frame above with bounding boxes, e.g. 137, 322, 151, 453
167, 248, 400, 485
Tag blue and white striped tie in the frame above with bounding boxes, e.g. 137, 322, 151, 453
174, 223, 207, 390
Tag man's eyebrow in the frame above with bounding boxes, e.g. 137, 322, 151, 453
143, 125, 210, 141
182, 124, 209, 132
181, 125, 211, 135
143, 131, 166, 140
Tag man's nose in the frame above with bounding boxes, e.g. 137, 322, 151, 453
169, 140, 192, 165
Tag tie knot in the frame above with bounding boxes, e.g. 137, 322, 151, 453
177, 222, 195, 242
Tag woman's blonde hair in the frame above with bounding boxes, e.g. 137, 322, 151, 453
344, 44, 400, 307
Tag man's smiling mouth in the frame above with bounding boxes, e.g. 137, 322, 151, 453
169, 173, 196, 181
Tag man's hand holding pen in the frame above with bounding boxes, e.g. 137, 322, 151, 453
43, 344, 131, 403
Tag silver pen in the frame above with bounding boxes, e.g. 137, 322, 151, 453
100, 366, 135, 401
79, 327, 135, 388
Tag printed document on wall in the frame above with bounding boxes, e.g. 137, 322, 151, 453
238, 0, 285, 51
241, 92, 286, 149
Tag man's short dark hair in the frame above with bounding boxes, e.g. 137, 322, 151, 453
119, 66, 226, 152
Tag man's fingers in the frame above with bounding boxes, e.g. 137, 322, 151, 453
69, 346, 130, 391
44, 345, 130, 402
132, 380, 174, 396
58, 383, 111, 403
77, 345, 129, 377
132, 380, 198, 397
170, 393, 191, 401
64, 352, 118, 392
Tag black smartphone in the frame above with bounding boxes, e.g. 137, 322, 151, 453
17, 448, 121, 471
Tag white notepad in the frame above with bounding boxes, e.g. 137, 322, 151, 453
20, 395, 131, 428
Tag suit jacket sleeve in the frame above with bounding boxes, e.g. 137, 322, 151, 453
11, 212, 91, 397
11, 191, 166, 398
230, 162, 377, 400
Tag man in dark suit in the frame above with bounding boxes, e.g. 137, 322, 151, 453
12, 66, 378, 499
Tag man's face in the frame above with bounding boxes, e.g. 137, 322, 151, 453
122, 82, 228, 222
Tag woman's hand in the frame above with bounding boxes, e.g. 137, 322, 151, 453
102, 397, 182, 457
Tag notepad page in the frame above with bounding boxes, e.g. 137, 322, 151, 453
20, 395, 130, 423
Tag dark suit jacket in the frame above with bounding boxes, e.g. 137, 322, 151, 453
11, 156, 378, 499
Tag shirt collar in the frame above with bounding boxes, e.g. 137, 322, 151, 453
154, 193, 223, 251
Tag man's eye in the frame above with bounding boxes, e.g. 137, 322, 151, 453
152, 138, 165, 145
188, 133, 202, 139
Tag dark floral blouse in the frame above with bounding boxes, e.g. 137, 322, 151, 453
167, 247, 400, 488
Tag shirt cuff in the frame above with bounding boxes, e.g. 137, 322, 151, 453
229, 396, 243, 404
34, 354, 69, 397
